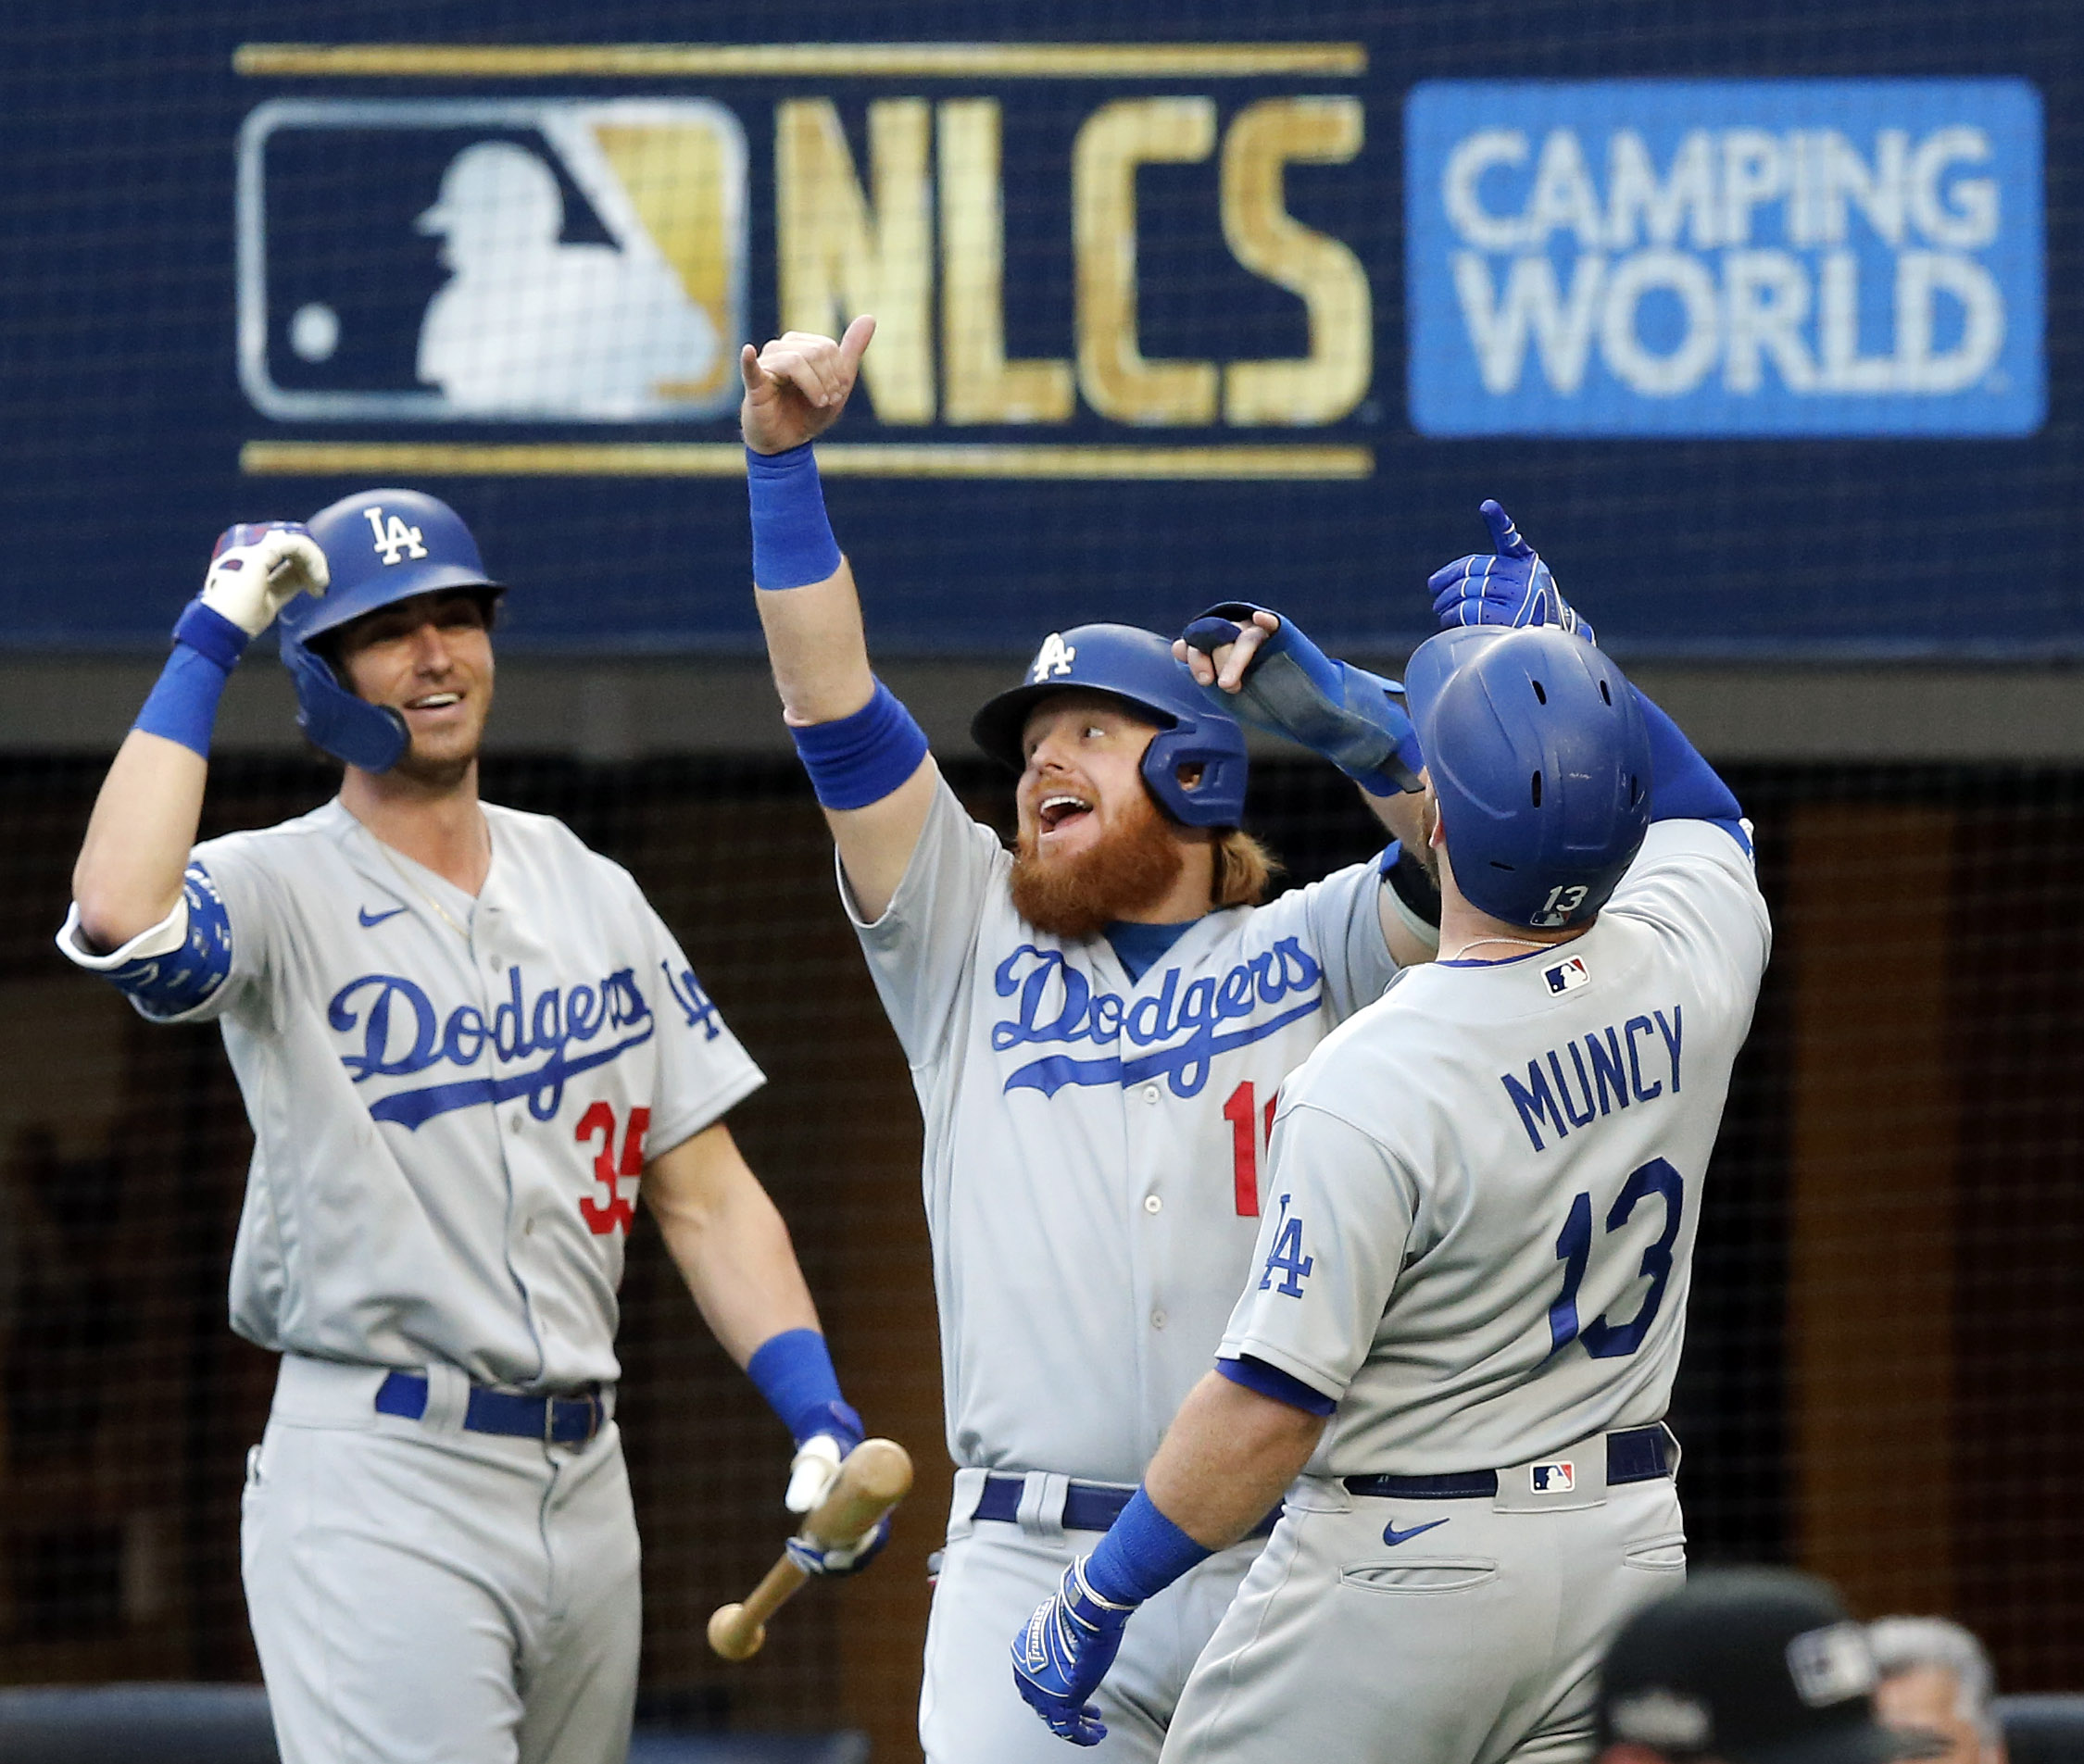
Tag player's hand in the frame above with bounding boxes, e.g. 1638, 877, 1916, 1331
1011, 1559, 1137, 1747
1174, 608, 1279, 694
740, 316, 876, 455
784, 1432, 847, 1514
199, 522, 329, 637
1426, 500, 1595, 645
785, 1508, 892, 1579
1177, 601, 1424, 796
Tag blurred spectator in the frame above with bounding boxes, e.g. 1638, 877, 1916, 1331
1869, 1618, 2007, 1764
1597, 1567, 1943, 1764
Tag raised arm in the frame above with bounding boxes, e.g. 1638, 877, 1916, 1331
1176, 607, 1440, 968
741, 317, 938, 923
70, 525, 327, 952
1428, 500, 1745, 844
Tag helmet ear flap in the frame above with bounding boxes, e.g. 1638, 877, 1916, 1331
282, 632, 408, 772
1141, 723, 1248, 829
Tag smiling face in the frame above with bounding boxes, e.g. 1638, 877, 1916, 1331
1014, 693, 1163, 861
333, 589, 496, 788
1009, 691, 1203, 938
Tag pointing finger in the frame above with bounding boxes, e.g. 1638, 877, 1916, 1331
739, 341, 765, 394
1481, 499, 1535, 560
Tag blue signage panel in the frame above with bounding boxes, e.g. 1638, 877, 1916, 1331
1407, 81, 2044, 436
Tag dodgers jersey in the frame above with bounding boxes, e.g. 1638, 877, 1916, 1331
65, 799, 760, 1391
850, 775, 1400, 1483
1219, 819, 1770, 1477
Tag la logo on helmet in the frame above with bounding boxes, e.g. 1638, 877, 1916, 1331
363, 506, 430, 566
1031, 633, 1077, 682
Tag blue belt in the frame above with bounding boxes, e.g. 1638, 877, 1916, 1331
1343, 1424, 1675, 1501
975, 1474, 1282, 1540
374, 1370, 605, 1446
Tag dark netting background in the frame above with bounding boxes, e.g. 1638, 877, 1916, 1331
1, 753, 2078, 1758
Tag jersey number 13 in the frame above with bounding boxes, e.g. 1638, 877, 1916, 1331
1548, 1157, 1685, 1359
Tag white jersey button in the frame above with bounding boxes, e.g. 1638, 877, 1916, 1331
1150, 1309, 1167, 1329
1141, 1084, 1161, 1105
1143, 1195, 1162, 1214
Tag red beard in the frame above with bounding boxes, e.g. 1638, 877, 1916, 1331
1010, 786, 1188, 940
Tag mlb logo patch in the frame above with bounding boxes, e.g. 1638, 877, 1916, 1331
1530, 1460, 1576, 1495
238, 97, 748, 423
1543, 957, 1590, 995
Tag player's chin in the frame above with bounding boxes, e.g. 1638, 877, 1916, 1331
394, 719, 485, 786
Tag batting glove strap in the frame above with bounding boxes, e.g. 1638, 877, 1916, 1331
1183, 602, 1424, 795
785, 1510, 891, 1580
1010, 1560, 1138, 1747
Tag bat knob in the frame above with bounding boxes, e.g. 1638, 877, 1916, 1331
708, 1602, 766, 1661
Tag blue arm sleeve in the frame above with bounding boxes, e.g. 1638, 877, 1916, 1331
1635, 689, 1746, 848
91, 862, 237, 1019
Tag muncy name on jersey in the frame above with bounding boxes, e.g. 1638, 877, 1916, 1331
991, 939, 1325, 1100
1502, 1005, 1685, 1154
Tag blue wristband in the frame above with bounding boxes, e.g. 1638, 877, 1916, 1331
747, 443, 843, 590
133, 603, 250, 758
788, 681, 931, 810
746, 1327, 862, 1449
1082, 1487, 1212, 1608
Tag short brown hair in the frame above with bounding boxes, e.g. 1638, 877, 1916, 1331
1211, 827, 1280, 908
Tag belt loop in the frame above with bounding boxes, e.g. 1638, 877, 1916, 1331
1018, 1471, 1070, 1541
420, 1364, 471, 1435
948, 1468, 988, 1542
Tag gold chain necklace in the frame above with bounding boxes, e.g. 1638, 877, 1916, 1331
367, 826, 485, 945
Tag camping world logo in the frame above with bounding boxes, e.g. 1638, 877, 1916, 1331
1404, 80, 2043, 436
238, 99, 747, 421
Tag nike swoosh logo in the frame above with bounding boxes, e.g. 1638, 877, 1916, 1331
1382, 1517, 1450, 1547
358, 905, 408, 928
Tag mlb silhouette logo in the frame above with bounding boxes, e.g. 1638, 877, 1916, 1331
1544, 957, 1590, 995
237, 98, 747, 422
1529, 1460, 1576, 1495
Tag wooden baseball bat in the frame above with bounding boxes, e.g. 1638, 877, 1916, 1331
707, 1436, 913, 1662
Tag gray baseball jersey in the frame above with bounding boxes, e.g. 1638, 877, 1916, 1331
61, 796, 761, 1389
1218, 819, 1770, 1475
850, 774, 1400, 1483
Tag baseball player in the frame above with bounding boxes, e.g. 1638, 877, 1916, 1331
1600, 1570, 1944, 1764
1011, 506, 1772, 1762
736, 318, 1443, 1762
58, 494, 878, 1764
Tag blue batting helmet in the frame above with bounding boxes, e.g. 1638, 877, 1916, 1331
1405, 625, 1651, 929
970, 624, 1249, 827
280, 488, 504, 771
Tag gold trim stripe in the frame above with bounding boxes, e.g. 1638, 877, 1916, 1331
240, 440, 1374, 482
233, 42, 1367, 80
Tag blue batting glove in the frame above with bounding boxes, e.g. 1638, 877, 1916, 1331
1011, 1558, 1138, 1746
1426, 501, 1595, 645
785, 1509, 892, 1580
1181, 602, 1424, 795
